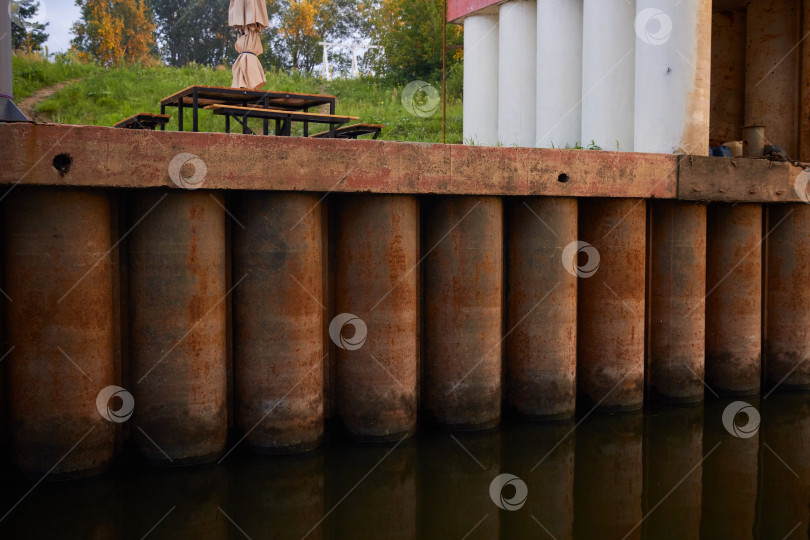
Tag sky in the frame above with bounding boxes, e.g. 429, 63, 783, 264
33, 0, 81, 53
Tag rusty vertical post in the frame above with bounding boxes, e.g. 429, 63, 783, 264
574, 413, 643, 539
706, 203, 762, 394
335, 195, 418, 441
506, 197, 577, 419
3, 187, 115, 478
801, 0, 810, 162
129, 190, 227, 464
423, 196, 503, 429
643, 405, 703, 537
649, 201, 707, 402
765, 203, 810, 389
745, 0, 800, 157
232, 192, 324, 452
577, 198, 646, 410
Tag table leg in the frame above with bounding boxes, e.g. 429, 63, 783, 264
263, 96, 269, 135
226, 115, 230, 134
160, 105, 166, 131
304, 107, 309, 137
192, 89, 199, 133
178, 102, 184, 132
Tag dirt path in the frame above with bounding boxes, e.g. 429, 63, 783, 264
17, 79, 81, 121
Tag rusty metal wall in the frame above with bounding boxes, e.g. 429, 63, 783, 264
745, 0, 801, 158
423, 196, 503, 429
334, 195, 419, 441
766, 203, 810, 389
803, 0, 810, 162
648, 201, 707, 402
706, 203, 762, 394
232, 192, 324, 452
577, 198, 646, 410
128, 190, 227, 465
506, 197, 577, 419
3, 187, 115, 478
710, 9, 747, 145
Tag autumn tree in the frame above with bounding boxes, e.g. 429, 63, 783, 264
274, 0, 362, 73
10, 0, 49, 53
368, 0, 462, 83
72, 0, 156, 66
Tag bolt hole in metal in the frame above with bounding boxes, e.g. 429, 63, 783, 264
52, 153, 72, 175
558, 173, 570, 183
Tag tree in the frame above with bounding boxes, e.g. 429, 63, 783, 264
10, 0, 49, 53
274, 0, 363, 73
72, 0, 157, 66
368, 0, 462, 83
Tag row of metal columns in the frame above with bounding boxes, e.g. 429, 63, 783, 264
1, 188, 809, 477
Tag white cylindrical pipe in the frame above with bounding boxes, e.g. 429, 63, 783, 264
464, 14, 500, 146
537, 0, 583, 149
582, 0, 636, 151
499, 0, 537, 147
634, 0, 711, 154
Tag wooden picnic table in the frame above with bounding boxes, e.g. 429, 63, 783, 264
114, 113, 172, 130
205, 104, 359, 137
159, 85, 337, 134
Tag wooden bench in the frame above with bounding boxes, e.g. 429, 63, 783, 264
114, 113, 172, 130
310, 124, 384, 140
205, 104, 359, 137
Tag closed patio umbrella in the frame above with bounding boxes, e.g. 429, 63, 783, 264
229, 0, 270, 90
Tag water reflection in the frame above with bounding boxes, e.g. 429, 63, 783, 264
0, 396, 809, 539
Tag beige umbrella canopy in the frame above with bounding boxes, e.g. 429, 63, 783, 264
229, 0, 270, 90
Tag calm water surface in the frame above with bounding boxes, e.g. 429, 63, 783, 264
1, 393, 809, 539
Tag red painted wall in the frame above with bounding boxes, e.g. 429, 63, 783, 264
447, 0, 503, 22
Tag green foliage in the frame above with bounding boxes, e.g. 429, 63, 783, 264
367, 0, 462, 84
10, 0, 49, 52
11, 55, 462, 143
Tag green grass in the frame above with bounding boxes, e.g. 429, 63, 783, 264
12, 54, 463, 143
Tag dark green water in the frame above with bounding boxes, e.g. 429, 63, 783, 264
1, 393, 808, 539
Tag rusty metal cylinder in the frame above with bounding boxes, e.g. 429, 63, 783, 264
649, 201, 707, 402
334, 195, 418, 441
128, 190, 227, 465
423, 196, 503, 429
706, 203, 762, 395
232, 192, 324, 452
577, 198, 646, 410
766, 203, 810, 389
3, 187, 115, 478
506, 197, 577, 419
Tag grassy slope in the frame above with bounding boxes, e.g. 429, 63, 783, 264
11, 55, 462, 143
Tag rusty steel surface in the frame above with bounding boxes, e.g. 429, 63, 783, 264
232, 192, 324, 452
334, 195, 418, 441
423, 196, 503, 429
3, 187, 115, 478
710, 9, 747, 145
574, 412, 643, 539
506, 197, 577, 419
447, 0, 504, 21
577, 198, 646, 411
706, 203, 762, 394
678, 155, 805, 202
802, 0, 810, 162
644, 406, 703, 537
128, 190, 227, 464
0, 124, 677, 198
766, 203, 810, 389
745, 0, 800, 158
649, 201, 707, 402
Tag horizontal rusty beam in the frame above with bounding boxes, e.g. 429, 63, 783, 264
447, 0, 504, 22
0, 123, 804, 202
